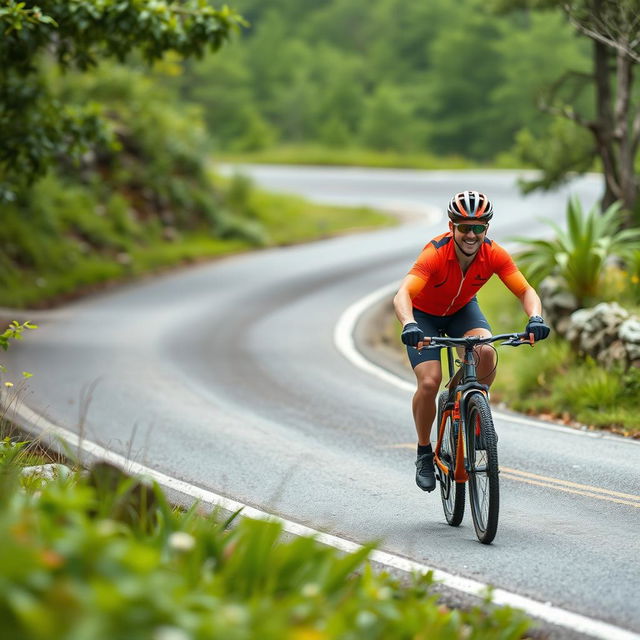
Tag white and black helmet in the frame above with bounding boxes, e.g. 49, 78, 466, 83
447, 190, 493, 222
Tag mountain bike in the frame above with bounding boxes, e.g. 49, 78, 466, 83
422, 331, 532, 544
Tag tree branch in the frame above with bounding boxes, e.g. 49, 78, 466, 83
564, 4, 640, 63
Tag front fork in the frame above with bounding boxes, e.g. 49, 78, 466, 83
443, 386, 488, 483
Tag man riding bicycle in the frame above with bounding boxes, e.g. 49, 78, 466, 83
393, 190, 550, 493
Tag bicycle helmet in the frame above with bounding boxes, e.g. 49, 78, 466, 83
447, 190, 493, 222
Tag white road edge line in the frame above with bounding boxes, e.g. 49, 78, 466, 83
332, 280, 640, 640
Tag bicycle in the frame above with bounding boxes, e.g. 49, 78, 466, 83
421, 331, 533, 544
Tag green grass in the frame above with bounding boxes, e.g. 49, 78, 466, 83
249, 189, 392, 245
217, 144, 525, 171
0, 177, 395, 309
0, 452, 532, 639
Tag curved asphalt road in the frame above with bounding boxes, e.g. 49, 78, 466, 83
3, 167, 639, 637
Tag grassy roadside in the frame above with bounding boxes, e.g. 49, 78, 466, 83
0, 177, 395, 310
0, 440, 533, 639
217, 145, 524, 171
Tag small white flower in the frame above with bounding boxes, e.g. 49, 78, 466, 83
152, 626, 190, 640
221, 604, 247, 625
168, 531, 196, 552
302, 583, 320, 598
376, 586, 392, 600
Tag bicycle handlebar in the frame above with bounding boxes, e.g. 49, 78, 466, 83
420, 332, 534, 349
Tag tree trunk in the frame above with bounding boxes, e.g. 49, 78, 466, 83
592, 37, 619, 209
615, 52, 637, 218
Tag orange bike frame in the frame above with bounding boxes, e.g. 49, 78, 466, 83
434, 388, 489, 484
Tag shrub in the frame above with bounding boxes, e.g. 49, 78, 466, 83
512, 197, 640, 307
0, 459, 532, 640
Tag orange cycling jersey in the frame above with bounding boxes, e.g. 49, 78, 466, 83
408, 232, 531, 316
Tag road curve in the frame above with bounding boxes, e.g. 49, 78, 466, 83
3, 167, 639, 637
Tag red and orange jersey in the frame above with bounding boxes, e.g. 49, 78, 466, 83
407, 232, 531, 316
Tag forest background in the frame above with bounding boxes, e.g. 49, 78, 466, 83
180, 0, 593, 170
1, 0, 611, 308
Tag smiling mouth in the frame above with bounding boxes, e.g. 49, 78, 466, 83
455, 236, 480, 256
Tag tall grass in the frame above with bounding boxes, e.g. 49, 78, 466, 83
512, 197, 640, 306
0, 457, 532, 639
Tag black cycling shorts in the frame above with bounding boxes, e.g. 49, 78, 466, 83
406, 297, 491, 368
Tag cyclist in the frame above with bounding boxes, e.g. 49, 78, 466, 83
393, 190, 550, 492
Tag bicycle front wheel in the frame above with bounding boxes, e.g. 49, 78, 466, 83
466, 394, 499, 544
437, 390, 465, 527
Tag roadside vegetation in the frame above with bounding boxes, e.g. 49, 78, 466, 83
0, 441, 533, 640
217, 145, 506, 171
0, 60, 393, 309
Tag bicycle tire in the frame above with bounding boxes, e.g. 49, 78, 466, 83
466, 393, 499, 544
437, 390, 465, 527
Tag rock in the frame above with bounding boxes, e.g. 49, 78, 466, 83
569, 308, 592, 330
539, 277, 579, 335
625, 342, 640, 361
555, 316, 573, 337
620, 318, 640, 344
597, 340, 627, 366
565, 302, 639, 368
21, 463, 73, 482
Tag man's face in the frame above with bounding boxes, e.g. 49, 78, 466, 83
450, 220, 488, 257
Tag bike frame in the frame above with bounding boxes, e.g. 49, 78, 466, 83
430, 332, 531, 484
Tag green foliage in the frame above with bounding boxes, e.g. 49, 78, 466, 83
626, 251, 640, 306
514, 118, 596, 192
0, 321, 38, 353
0, 458, 532, 639
169, 0, 589, 162
0, 0, 244, 197
0, 321, 37, 384
0, 438, 28, 466
491, 12, 591, 146
512, 197, 640, 305
0, 61, 277, 307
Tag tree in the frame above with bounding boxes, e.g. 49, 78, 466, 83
423, 1, 504, 159
494, 0, 640, 221
0, 0, 243, 201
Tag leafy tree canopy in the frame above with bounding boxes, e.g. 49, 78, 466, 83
493, 0, 640, 219
0, 0, 244, 200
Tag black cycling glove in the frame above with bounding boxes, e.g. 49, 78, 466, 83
401, 322, 424, 347
525, 315, 550, 341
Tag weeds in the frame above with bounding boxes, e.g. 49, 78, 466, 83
0, 457, 532, 639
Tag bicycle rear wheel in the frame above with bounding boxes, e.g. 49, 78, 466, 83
437, 390, 465, 527
466, 394, 499, 544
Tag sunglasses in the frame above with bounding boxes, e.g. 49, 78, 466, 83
453, 223, 488, 235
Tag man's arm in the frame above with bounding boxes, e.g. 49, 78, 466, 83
394, 275, 428, 348
393, 274, 427, 326
517, 285, 543, 318
500, 270, 550, 340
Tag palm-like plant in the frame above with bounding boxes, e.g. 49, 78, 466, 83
513, 197, 640, 307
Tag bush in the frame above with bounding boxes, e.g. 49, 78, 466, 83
0, 460, 532, 640
512, 197, 640, 307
